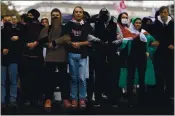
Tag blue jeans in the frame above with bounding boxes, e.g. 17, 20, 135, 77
1, 64, 18, 104
68, 53, 87, 100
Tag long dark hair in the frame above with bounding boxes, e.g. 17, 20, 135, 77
117, 12, 128, 26
84, 11, 91, 23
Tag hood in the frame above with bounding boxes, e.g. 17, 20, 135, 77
99, 8, 111, 23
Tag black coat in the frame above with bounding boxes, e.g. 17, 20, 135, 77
150, 18, 174, 60
93, 17, 118, 55
22, 20, 45, 57
1, 23, 24, 66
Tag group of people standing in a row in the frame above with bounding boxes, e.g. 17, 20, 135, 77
1, 5, 174, 111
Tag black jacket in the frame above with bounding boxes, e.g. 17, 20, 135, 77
150, 17, 174, 59
129, 36, 147, 58
1, 23, 24, 65
94, 16, 118, 55
22, 20, 45, 57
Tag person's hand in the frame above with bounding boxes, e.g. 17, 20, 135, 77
33, 41, 38, 47
27, 42, 35, 50
72, 42, 80, 48
168, 45, 174, 50
48, 42, 53, 49
146, 52, 149, 57
151, 41, 159, 46
112, 40, 122, 45
27, 41, 38, 50
11, 36, 19, 41
3, 48, 9, 55
27, 43, 33, 48
117, 34, 122, 40
88, 43, 92, 47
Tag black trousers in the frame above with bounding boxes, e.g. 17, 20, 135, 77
154, 56, 174, 99
44, 62, 70, 100
107, 54, 121, 104
94, 54, 108, 102
127, 56, 147, 103
19, 55, 44, 101
86, 55, 95, 101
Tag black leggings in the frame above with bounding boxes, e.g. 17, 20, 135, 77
19, 55, 44, 101
107, 54, 121, 104
127, 56, 147, 102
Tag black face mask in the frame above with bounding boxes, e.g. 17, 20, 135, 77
99, 14, 109, 23
4, 21, 12, 29
27, 17, 37, 23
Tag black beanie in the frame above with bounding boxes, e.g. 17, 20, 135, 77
27, 9, 40, 19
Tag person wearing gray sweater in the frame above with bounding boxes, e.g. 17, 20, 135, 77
43, 8, 71, 110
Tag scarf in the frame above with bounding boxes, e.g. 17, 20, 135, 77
118, 23, 138, 39
71, 18, 85, 25
129, 17, 147, 42
48, 25, 62, 42
117, 23, 138, 51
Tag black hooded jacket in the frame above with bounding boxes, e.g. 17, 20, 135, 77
93, 9, 118, 55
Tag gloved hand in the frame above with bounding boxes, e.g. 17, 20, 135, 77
87, 34, 102, 43
112, 40, 122, 45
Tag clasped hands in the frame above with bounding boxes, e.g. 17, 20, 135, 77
27, 41, 38, 50
47, 42, 81, 49
11, 36, 19, 41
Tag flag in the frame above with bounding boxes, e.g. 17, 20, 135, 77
151, 7, 156, 17
113, 0, 127, 13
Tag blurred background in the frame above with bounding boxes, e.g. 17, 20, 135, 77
1, 0, 174, 23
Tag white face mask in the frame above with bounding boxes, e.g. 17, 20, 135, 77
121, 18, 128, 25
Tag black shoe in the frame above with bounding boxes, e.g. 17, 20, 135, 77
24, 100, 31, 106
112, 103, 119, 108
94, 101, 100, 107
8, 101, 17, 108
2, 103, 6, 109
102, 93, 108, 99
32, 100, 43, 106
128, 104, 133, 107
127, 99, 133, 107
87, 99, 93, 107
